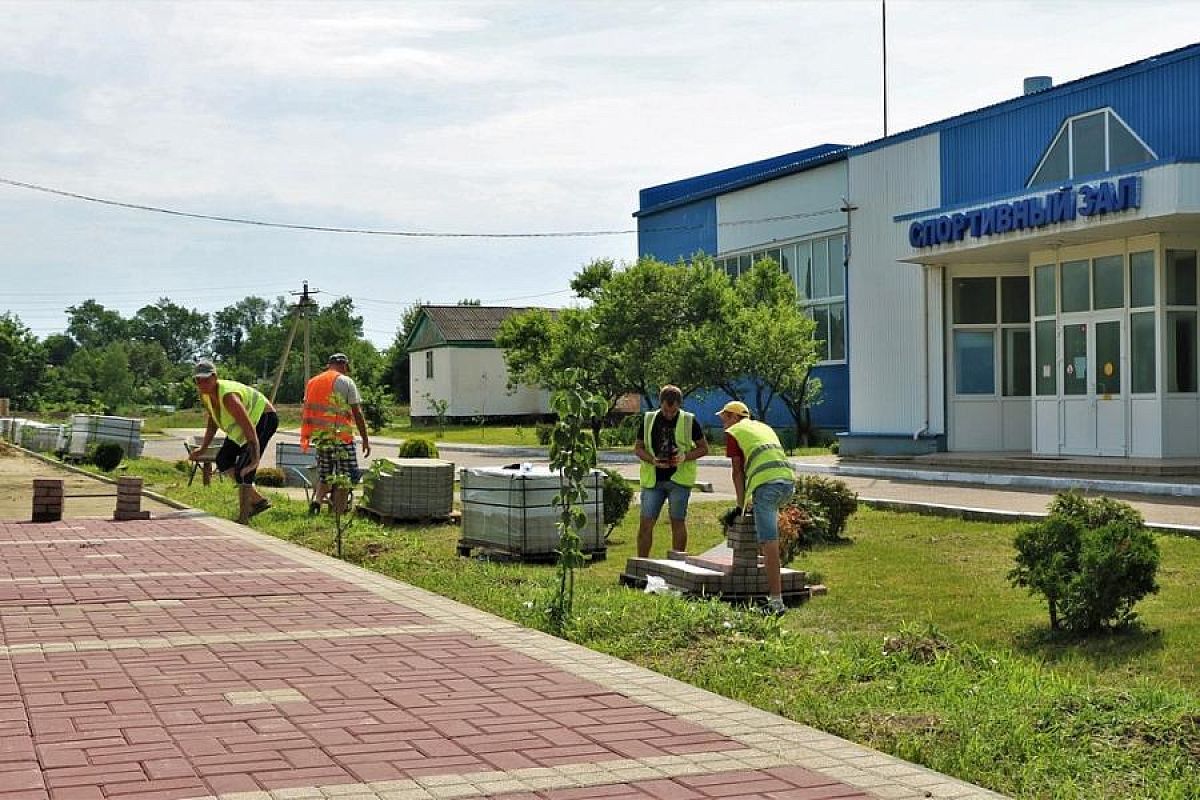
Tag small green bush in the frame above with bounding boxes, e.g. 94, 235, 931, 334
89, 442, 124, 472
793, 474, 858, 539
255, 467, 286, 487
1009, 492, 1160, 633
173, 459, 189, 473
828, 440, 839, 455
534, 423, 553, 446
398, 437, 439, 458
359, 385, 392, 433
599, 467, 633, 538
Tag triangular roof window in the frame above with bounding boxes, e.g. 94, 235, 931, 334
1028, 108, 1155, 187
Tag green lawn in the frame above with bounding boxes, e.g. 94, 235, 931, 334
105, 457, 1200, 799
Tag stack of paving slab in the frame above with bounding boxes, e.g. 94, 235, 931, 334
19, 421, 65, 453
620, 513, 822, 603
362, 457, 455, 520
66, 414, 144, 459
459, 465, 605, 559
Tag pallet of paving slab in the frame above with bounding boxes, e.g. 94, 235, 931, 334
456, 537, 606, 563
356, 505, 461, 526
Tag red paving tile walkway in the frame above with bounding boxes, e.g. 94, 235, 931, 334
0, 516, 1003, 800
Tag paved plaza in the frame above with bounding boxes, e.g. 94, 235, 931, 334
0, 511, 1003, 800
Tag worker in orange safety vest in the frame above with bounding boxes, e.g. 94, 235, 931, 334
300, 353, 371, 515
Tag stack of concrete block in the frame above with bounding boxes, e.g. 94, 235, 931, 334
114, 476, 150, 521
32, 478, 64, 523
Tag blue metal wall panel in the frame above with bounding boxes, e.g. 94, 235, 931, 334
676, 365, 848, 439
637, 198, 717, 263
941, 51, 1200, 205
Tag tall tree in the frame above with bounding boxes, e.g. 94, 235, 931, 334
0, 314, 45, 408
131, 298, 211, 363
382, 300, 425, 403
65, 300, 128, 349
211, 296, 270, 361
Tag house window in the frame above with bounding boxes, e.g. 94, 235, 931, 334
1028, 108, 1155, 186
1166, 250, 1198, 394
717, 231, 847, 363
425, 350, 434, 379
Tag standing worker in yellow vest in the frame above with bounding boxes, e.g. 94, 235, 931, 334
300, 353, 371, 515
189, 360, 279, 524
633, 385, 708, 558
718, 400, 795, 616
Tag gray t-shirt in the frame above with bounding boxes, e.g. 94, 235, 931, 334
332, 374, 361, 406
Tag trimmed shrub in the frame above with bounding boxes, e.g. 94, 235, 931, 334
534, 423, 553, 446
793, 474, 858, 539
398, 437, 439, 458
89, 442, 124, 472
255, 467, 286, 487
1009, 492, 1160, 633
599, 467, 633, 539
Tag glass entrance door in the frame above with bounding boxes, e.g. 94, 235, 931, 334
1060, 316, 1126, 455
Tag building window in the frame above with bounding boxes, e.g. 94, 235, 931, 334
1131, 311, 1156, 393
425, 350, 434, 379
1166, 249, 1198, 394
716, 231, 847, 363
951, 275, 1030, 397
1130, 251, 1155, 308
1028, 108, 1155, 186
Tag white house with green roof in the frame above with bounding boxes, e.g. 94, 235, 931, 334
405, 305, 551, 423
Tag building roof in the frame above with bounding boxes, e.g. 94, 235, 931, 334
635, 41, 1200, 214
635, 143, 849, 217
405, 305, 550, 351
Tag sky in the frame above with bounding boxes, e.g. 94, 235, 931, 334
2, 0, 1199, 349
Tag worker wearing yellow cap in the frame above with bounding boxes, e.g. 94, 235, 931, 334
717, 400, 795, 616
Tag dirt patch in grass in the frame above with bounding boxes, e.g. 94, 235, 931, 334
0, 446, 177, 520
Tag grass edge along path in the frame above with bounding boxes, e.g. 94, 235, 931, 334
97, 457, 1200, 800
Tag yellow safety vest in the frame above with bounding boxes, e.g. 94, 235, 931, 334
201, 379, 267, 446
639, 409, 699, 488
727, 419, 794, 497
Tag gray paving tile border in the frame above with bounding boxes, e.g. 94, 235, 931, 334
193, 513, 1007, 800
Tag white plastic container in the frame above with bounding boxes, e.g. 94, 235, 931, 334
460, 466, 604, 557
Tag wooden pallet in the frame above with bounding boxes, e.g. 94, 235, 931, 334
455, 538, 607, 563
356, 506, 461, 526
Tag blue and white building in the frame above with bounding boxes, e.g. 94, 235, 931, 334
636, 43, 1200, 459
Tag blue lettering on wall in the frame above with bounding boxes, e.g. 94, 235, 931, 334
907, 176, 1142, 249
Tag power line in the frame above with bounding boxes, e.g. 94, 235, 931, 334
1, 175, 843, 238
0, 177, 639, 238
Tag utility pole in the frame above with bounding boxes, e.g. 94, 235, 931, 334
268, 281, 321, 404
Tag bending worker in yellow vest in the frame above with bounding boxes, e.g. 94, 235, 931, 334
718, 400, 795, 616
189, 360, 279, 524
633, 385, 708, 558
300, 353, 371, 515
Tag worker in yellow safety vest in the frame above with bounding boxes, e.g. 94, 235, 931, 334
718, 400, 796, 616
300, 353, 371, 515
633, 384, 708, 558
190, 360, 279, 524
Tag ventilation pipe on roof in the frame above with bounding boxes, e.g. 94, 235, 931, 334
1023, 76, 1053, 95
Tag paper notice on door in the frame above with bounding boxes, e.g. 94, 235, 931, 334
1073, 356, 1087, 379
1042, 364, 1052, 378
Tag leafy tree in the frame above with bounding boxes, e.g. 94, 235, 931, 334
131, 298, 211, 362
382, 300, 425, 403
62, 342, 135, 412
211, 296, 270, 361
42, 333, 78, 367
65, 299, 129, 349
456, 298, 481, 306
0, 314, 45, 408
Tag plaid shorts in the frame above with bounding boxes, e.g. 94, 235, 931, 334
316, 441, 361, 484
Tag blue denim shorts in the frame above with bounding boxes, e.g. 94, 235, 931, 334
640, 480, 692, 521
751, 479, 796, 543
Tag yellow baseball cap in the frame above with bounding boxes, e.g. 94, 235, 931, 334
717, 400, 750, 418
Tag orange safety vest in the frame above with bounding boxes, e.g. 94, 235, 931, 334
300, 369, 354, 451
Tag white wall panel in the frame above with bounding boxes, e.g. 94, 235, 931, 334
1162, 397, 1200, 456
716, 161, 848, 253
410, 348, 549, 418
847, 134, 941, 434
1129, 397, 1162, 457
